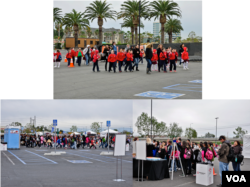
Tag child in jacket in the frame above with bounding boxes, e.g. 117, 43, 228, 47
159, 48, 167, 72
117, 48, 125, 72
124, 50, 133, 72
107, 50, 117, 73
151, 49, 158, 71
169, 49, 177, 72
181, 47, 189, 70
93, 50, 100, 72
66, 50, 72, 67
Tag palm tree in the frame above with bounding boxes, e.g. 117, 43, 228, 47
112, 31, 117, 42
84, 0, 117, 45
164, 18, 183, 43
104, 33, 109, 42
95, 29, 99, 38
121, 17, 144, 44
55, 20, 63, 40
149, 0, 182, 44
63, 9, 89, 47
118, 31, 125, 43
64, 25, 72, 37
86, 26, 92, 38
118, 0, 149, 45
53, 7, 62, 23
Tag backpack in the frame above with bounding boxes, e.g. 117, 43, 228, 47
58, 54, 62, 60
184, 148, 191, 159
197, 151, 202, 162
205, 148, 213, 160
227, 144, 234, 162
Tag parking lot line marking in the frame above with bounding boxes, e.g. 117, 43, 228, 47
8, 151, 26, 165
82, 152, 132, 163
25, 150, 57, 164
135, 91, 185, 99
163, 84, 202, 92
67, 152, 109, 163
173, 181, 194, 187
2, 152, 15, 165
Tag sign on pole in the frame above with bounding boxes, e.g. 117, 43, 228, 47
53, 119, 57, 126
51, 127, 54, 133
106, 120, 111, 127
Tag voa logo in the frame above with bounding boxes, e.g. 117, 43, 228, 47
226, 175, 246, 182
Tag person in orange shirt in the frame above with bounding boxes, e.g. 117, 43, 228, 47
117, 48, 125, 73
92, 50, 100, 72
124, 49, 133, 72
181, 47, 189, 70
65, 50, 72, 67
151, 49, 158, 71
107, 50, 117, 73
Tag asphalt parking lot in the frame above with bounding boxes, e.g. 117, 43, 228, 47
1, 146, 132, 187
133, 157, 250, 187
54, 50, 202, 99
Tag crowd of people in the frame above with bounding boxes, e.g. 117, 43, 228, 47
140, 135, 244, 187
53, 42, 190, 74
20, 133, 131, 149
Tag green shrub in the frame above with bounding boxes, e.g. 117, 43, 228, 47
54, 43, 62, 49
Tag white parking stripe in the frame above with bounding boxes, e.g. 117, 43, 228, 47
25, 150, 57, 164
2, 152, 15, 165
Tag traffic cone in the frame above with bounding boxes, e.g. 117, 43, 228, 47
64, 58, 67, 63
69, 58, 74, 68
213, 168, 217, 175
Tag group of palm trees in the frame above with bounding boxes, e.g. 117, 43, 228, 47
53, 0, 183, 47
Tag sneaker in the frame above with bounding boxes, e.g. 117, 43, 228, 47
186, 67, 189, 70
119, 71, 122, 73
179, 174, 185, 177
179, 65, 181, 67
174, 70, 176, 72
183, 67, 186, 70
164, 71, 167, 73
170, 71, 172, 72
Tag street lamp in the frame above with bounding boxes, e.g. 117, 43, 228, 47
215, 117, 219, 139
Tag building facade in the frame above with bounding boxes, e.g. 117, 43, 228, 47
153, 21, 181, 43
65, 27, 124, 44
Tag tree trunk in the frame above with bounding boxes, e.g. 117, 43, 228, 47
169, 32, 172, 43
131, 27, 134, 45
73, 25, 79, 48
98, 17, 103, 45
160, 15, 166, 44
134, 24, 138, 45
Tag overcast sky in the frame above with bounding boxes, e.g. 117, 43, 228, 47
133, 100, 250, 137
1, 100, 133, 132
54, 0, 202, 39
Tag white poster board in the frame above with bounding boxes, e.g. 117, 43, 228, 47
136, 141, 146, 160
132, 141, 136, 154
114, 134, 126, 156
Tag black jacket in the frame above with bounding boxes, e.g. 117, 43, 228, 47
157, 48, 162, 57
133, 48, 140, 58
145, 48, 153, 59
179, 47, 184, 57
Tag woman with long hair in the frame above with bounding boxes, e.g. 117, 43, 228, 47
232, 141, 242, 171
145, 44, 153, 74
179, 43, 185, 66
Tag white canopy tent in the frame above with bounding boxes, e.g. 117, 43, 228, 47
100, 129, 118, 137
243, 133, 250, 158
133, 132, 140, 137
86, 130, 97, 135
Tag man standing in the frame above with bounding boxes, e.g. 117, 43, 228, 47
217, 135, 230, 187
112, 42, 117, 55
83, 45, 90, 65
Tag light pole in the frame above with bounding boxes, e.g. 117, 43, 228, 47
139, 0, 141, 46
215, 117, 219, 139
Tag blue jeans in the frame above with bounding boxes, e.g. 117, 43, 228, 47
134, 58, 139, 68
85, 54, 89, 65
232, 162, 241, 171
219, 162, 229, 184
169, 159, 177, 172
146, 58, 152, 69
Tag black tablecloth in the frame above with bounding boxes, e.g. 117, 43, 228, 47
133, 158, 169, 180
